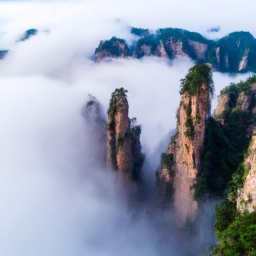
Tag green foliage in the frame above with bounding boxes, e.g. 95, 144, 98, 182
197, 109, 254, 198
95, 37, 130, 57
180, 64, 214, 96
95, 27, 256, 72
131, 125, 142, 136
117, 134, 124, 148
184, 98, 194, 138
135, 35, 160, 58
108, 87, 128, 115
131, 27, 150, 37
193, 172, 207, 200
220, 75, 256, 108
207, 31, 256, 72
212, 201, 256, 256
161, 153, 174, 168
228, 163, 251, 201
107, 88, 128, 170
157, 28, 213, 60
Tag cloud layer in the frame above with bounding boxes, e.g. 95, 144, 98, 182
0, 1, 255, 255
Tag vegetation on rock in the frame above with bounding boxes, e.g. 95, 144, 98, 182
194, 76, 256, 199
180, 64, 214, 96
212, 199, 256, 255
131, 27, 150, 37
96, 28, 256, 72
107, 87, 144, 180
95, 37, 130, 57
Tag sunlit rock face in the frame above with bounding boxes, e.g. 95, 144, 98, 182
106, 88, 143, 179
157, 65, 212, 226
237, 132, 256, 213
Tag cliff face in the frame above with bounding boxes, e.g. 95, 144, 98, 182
95, 28, 256, 72
215, 81, 256, 119
107, 88, 143, 179
157, 65, 212, 225
212, 77, 256, 212
237, 131, 256, 213
95, 37, 130, 62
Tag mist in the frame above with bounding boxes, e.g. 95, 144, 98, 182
0, 0, 255, 255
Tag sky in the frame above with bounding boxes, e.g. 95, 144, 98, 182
0, 0, 255, 255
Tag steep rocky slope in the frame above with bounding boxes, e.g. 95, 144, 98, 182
107, 88, 144, 179
81, 94, 107, 167
237, 131, 256, 213
157, 64, 213, 225
95, 37, 130, 62
95, 27, 256, 73
211, 76, 256, 255
190, 76, 256, 201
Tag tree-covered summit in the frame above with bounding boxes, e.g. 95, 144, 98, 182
180, 64, 214, 96
95, 37, 130, 58
95, 27, 256, 73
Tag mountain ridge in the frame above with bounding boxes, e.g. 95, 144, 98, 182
95, 27, 256, 73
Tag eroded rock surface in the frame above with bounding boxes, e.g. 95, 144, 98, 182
107, 88, 144, 179
237, 132, 256, 213
157, 65, 212, 226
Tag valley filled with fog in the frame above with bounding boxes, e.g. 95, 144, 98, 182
0, 1, 255, 255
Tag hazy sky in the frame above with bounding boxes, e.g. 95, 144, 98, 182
0, 1, 255, 255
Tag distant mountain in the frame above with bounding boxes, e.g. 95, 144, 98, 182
0, 50, 8, 59
0, 29, 38, 60
95, 27, 256, 73
17, 28, 38, 42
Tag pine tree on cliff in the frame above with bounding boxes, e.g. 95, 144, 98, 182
157, 64, 213, 225
107, 88, 144, 179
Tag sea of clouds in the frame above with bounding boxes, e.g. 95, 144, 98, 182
0, 0, 255, 255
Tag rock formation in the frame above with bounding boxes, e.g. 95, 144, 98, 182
237, 130, 256, 213
215, 77, 256, 120
157, 64, 213, 225
95, 37, 130, 62
212, 76, 256, 213
95, 28, 256, 72
107, 88, 144, 179
81, 94, 107, 167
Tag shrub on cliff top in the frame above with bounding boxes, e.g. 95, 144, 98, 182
108, 87, 128, 115
95, 37, 130, 57
180, 64, 214, 96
